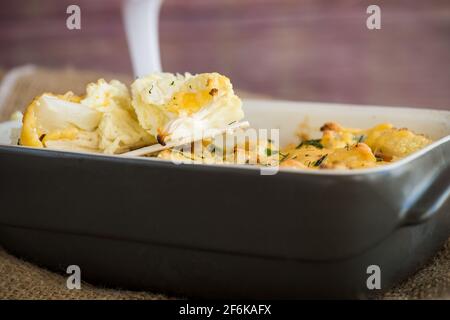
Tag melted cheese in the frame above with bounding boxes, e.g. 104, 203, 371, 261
280, 122, 431, 170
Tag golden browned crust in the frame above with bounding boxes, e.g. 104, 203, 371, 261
320, 122, 342, 132
209, 88, 218, 96
374, 152, 393, 162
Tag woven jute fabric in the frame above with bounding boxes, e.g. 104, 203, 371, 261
0, 66, 448, 300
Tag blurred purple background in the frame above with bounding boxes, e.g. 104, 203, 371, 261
0, 0, 449, 109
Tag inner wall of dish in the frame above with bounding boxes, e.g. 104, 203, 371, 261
242, 100, 450, 145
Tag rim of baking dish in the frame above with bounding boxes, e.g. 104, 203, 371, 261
0, 134, 448, 177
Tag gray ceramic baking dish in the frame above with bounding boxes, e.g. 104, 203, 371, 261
0, 99, 449, 299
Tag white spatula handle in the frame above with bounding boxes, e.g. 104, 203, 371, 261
122, 0, 163, 77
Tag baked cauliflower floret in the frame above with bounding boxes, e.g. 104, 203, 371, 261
131, 72, 244, 144
321, 143, 377, 169
81, 79, 155, 154
279, 142, 377, 170
20, 92, 101, 151
364, 124, 431, 158
82, 79, 132, 112
96, 106, 155, 154
20, 79, 154, 154
320, 122, 364, 149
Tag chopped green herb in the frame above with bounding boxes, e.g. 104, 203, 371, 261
149, 85, 154, 94
313, 154, 328, 167
170, 81, 174, 86
296, 139, 323, 149
356, 135, 366, 143
207, 144, 216, 154
279, 152, 289, 161
265, 148, 278, 156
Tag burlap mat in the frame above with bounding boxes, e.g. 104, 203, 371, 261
0, 66, 448, 300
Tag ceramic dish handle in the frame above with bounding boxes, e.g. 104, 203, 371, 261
122, 0, 163, 77
401, 167, 450, 226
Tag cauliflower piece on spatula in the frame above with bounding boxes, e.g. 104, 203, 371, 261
20, 79, 154, 154
131, 72, 244, 144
